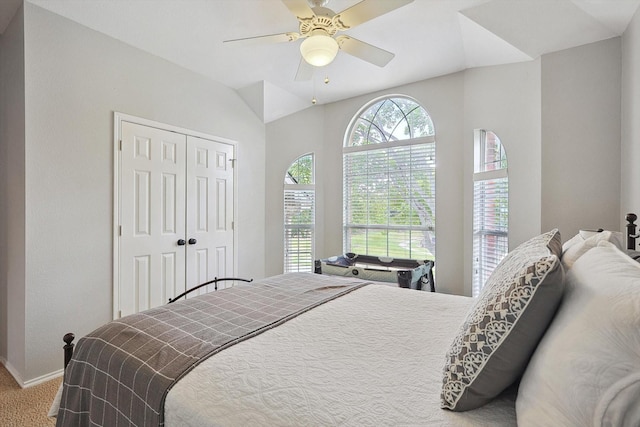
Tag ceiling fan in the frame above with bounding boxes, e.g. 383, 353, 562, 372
223, 0, 414, 81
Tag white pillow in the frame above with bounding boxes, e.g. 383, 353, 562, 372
560, 230, 594, 252
594, 372, 640, 427
516, 242, 640, 427
561, 230, 625, 269
562, 229, 624, 251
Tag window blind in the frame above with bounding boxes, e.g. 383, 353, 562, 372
472, 173, 508, 296
343, 141, 435, 259
284, 188, 315, 272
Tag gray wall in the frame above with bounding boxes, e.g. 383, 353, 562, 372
1, 3, 267, 384
266, 38, 623, 297
1, 1, 636, 384
267, 73, 470, 294
0, 4, 26, 379
622, 7, 640, 223
463, 60, 542, 294
265, 106, 325, 278
542, 38, 622, 237
323, 74, 468, 295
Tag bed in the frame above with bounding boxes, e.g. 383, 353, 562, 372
51, 215, 640, 427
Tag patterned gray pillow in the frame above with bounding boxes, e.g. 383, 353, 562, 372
441, 229, 564, 411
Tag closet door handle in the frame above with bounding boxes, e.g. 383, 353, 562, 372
188, 238, 197, 245
177, 239, 186, 246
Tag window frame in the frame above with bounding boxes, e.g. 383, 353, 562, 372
343, 96, 436, 260
283, 153, 315, 273
472, 129, 509, 296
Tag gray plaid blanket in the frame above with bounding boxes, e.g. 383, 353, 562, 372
56, 273, 368, 427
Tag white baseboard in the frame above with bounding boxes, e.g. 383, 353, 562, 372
24, 369, 63, 388
1, 358, 63, 388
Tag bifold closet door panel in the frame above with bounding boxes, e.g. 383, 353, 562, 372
185, 136, 235, 295
120, 121, 187, 316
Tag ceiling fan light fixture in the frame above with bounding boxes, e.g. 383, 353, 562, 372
300, 31, 339, 67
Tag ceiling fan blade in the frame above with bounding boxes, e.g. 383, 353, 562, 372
336, 35, 395, 67
294, 58, 314, 81
223, 32, 300, 46
281, 0, 316, 21
335, 0, 414, 29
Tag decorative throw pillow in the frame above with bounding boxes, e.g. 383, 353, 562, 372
440, 229, 565, 411
516, 242, 640, 427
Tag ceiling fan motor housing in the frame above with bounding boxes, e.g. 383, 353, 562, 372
299, 6, 349, 37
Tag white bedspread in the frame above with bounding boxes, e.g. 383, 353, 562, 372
165, 284, 516, 426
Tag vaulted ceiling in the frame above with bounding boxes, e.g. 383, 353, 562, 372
3, 0, 639, 122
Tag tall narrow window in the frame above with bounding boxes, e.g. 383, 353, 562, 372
343, 96, 435, 260
284, 154, 315, 272
473, 130, 508, 296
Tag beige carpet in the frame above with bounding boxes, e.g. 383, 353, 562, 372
0, 364, 61, 427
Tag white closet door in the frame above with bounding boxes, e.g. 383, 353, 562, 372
185, 136, 235, 294
120, 121, 187, 316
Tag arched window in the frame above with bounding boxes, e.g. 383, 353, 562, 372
284, 153, 315, 272
473, 129, 508, 296
343, 96, 435, 259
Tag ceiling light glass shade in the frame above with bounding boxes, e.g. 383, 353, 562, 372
300, 33, 339, 67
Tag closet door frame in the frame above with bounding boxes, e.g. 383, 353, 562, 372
113, 112, 238, 320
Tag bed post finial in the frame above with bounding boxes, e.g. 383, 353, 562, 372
63, 332, 75, 369
626, 213, 637, 250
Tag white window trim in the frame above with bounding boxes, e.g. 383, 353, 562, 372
342, 96, 436, 260
283, 154, 315, 273
472, 129, 508, 297
343, 134, 436, 153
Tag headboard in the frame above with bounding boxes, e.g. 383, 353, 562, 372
626, 213, 638, 250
